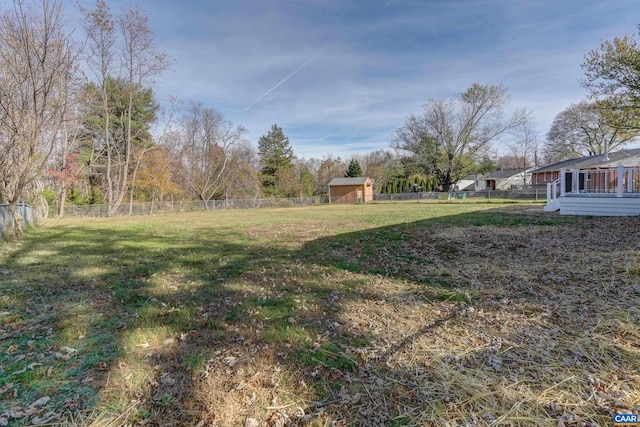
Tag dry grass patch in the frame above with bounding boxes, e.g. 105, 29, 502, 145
0, 204, 638, 426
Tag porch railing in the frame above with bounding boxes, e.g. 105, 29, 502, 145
546, 177, 562, 205
547, 166, 640, 204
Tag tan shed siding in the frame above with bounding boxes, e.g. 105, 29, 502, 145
329, 178, 374, 203
363, 180, 373, 202
330, 185, 361, 203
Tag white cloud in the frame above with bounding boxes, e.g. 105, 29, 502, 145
95, 0, 639, 159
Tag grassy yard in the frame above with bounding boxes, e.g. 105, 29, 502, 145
0, 202, 639, 426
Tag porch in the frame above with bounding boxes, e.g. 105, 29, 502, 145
545, 166, 640, 216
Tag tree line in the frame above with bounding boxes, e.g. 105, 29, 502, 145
1, 0, 639, 224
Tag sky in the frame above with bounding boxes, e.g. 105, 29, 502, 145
71, 0, 639, 159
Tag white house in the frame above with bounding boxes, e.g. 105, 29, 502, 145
462, 168, 531, 191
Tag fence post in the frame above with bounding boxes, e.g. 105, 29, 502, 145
618, 165, 624, 197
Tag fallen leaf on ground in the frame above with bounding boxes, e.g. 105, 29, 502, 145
28, 396, 50, 409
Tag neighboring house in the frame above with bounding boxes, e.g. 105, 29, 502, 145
532, 147, 640, 188
328, 177, 374, 203
541, 147, 640, 216
454, 175, 476, 191
472, 168, 531, 191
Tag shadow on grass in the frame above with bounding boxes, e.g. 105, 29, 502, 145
0, 206, 638, 425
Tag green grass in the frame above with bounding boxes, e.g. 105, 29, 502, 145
0, 202, 581, 425
294, 341, 358, 371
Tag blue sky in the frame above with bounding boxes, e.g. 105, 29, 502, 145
75, 0, 638, 159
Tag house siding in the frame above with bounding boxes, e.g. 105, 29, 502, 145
560, 196, 640, 216
532, 171, 559, 186
533, 148, 640, 189
470, 169, 532, 190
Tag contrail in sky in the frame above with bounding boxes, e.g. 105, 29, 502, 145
243, 47, 327, 112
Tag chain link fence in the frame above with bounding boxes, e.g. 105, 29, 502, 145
50, 196, 330, 218
49, 189, 546, 219
372, 189, 546, 202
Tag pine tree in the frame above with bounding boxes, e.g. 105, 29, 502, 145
257, 124, 295, 196
345, 159, 363, 177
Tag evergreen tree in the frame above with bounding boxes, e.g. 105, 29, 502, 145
82, 78, 159, 207
257, 124, 295, 196
345, 159, 363, 177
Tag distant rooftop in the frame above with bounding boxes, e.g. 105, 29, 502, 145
532, 148, 640, 173
483, 168, 526, 179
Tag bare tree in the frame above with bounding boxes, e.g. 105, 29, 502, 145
0, 0, 77, 230
48, 122, 84, 218
543, 101, 638, 163
126, 100, 180, 213
46, 65, 87, 218
79, 0, 116, 211
393, 84, 530, 191
508, 118, 538, 187
223, 141, 262, 200
177, 102, 246, 208
354, 150, 394, 192
118, 6, 172, 215
315, 156, 346, 195
80, 1, 171, 216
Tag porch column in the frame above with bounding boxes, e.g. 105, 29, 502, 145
560, 169, 566, 196
617, 165, 624, 197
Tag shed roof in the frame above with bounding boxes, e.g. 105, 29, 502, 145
328, 177, 372, 186
532, 147, 640, 173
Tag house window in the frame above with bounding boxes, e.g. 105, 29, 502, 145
535, 175, 539, 184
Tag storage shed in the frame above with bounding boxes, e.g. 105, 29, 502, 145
328, 177, 374, 203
